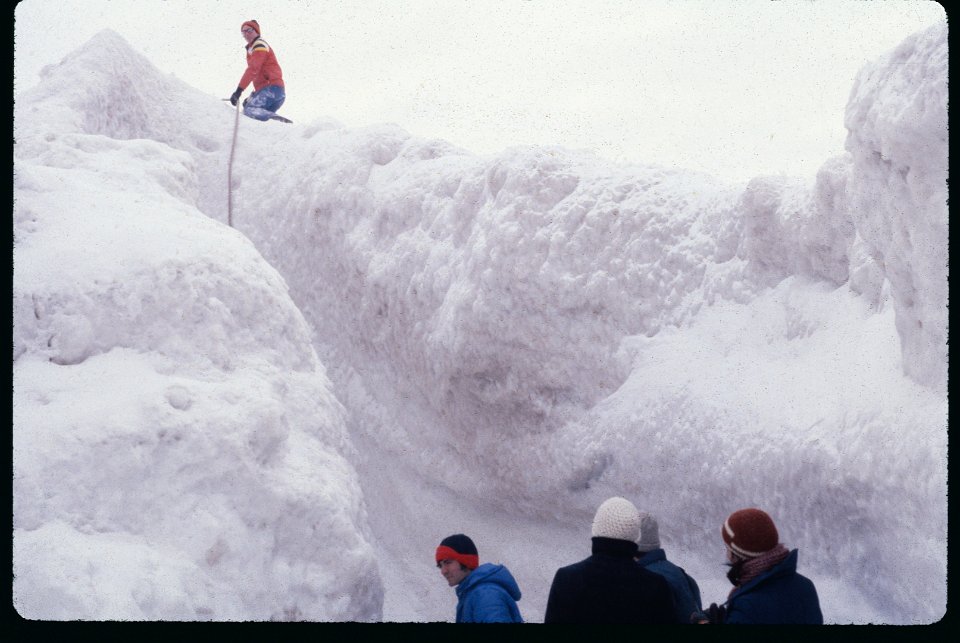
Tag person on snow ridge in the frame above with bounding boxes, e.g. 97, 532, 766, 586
695, 507, 823, 624
544, 497, 677, 623
635, 512, 704, 624
229, 20, 288, 122
435, 534, 524, 623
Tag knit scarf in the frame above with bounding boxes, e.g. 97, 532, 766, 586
727, 543, 790, 597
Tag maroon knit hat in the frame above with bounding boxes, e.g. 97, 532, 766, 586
241, 20, 260, 35
722, 508, 779, 559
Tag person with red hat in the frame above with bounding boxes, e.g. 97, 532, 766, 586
696, 507, 823, 624
435, 534, 523, 623
229, 20, 290, 122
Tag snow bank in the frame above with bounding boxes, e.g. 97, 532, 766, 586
224, 23, 945, 622
13, 31, 381, 621
843, 22, 949, 393
236, 127, 748, 466
542, 280, 946, 623
235, 46, 943, 624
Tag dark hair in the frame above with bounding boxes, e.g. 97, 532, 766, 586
436, 560, 471, 571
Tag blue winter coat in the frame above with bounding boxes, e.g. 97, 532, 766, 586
724, 549, 823, 624
455, 563, 523, 623
637, 548, 703, 624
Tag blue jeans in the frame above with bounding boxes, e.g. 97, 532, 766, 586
243, 85, 286, 121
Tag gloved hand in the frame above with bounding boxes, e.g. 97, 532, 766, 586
229, 87, 243, 106
706, 602, 726, 624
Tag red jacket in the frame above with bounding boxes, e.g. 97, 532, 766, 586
239, 37, 284, 91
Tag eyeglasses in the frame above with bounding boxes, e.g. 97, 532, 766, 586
241, 28, 254, 34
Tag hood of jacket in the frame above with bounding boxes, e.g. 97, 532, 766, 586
456, 562, 522, 601
636, 548, 667, 566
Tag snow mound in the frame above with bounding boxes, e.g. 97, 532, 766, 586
19, 29, 221, 153
13, 31, 381, 621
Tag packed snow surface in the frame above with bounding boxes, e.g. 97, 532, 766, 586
13, 24, 947, 623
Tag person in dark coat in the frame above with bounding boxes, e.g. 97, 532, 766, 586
544, 497, 677, 623
635, 512, 703, 624
696, 507, 823, 624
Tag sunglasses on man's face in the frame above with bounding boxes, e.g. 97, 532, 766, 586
241, 28, 254, 34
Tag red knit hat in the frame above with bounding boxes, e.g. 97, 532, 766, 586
722, 508, 779, 559
435, 534, 479, 570
241, 20, 260, 35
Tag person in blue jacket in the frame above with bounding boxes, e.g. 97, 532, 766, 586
696, 507, 823, 624
435, 534, 523, 623
635, 512, 703, 624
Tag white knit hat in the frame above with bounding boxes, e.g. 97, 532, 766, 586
591, 497, 641, 542
637, 512, 661, 552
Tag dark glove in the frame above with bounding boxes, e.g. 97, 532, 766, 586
229, 87, 243, 106
706, 602, 726, 624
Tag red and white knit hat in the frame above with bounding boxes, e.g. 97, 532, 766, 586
722, 508, 780, 559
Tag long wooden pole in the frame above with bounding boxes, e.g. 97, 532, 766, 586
227, 100, 240, 227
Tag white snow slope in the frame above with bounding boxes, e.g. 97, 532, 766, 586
12, 23, 947, 624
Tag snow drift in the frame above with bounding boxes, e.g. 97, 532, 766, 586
13, 32, 381, 621
13, 23, 947, 623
